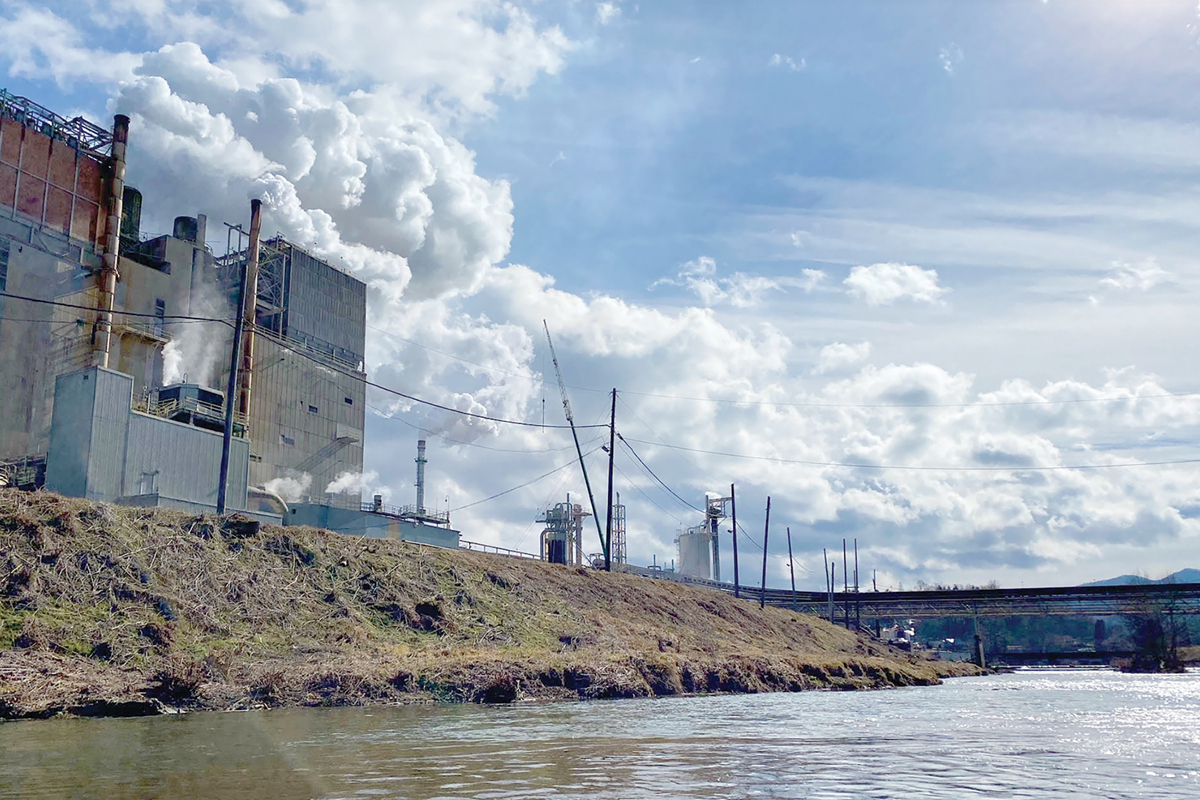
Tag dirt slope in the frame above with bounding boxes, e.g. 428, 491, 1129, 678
0, 490, 978, 718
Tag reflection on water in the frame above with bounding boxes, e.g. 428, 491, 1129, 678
2, 670, 1198, 799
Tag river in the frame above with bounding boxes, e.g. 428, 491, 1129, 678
1, 669, 1197, 799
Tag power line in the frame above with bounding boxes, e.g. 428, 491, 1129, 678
620, 436, 1200, 472
366, 322, 607, 394
0, 291, 236, 325
250, 324, 608, 431
612, 458, 685, 525
366, 403, 595, 454
617, 434, 703, 512
619, 387, 1200, 409
450, 445, 604, 513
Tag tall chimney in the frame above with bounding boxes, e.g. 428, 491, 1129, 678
95, 114, 130, 368
415, 439, 427, 512
236, 199, 262, 419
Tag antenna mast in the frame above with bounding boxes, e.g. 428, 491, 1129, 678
544, 321, 608, 563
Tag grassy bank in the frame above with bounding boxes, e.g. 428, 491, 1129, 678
0, 490, 980, 718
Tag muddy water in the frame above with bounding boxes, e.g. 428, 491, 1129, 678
2, 670, 1198, 799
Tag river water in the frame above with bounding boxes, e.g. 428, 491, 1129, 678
1, 669, 1197, 799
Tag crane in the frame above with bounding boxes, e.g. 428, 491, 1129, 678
544, 321, 608, 564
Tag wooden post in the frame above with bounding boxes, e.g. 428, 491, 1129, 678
731, 483, 739, 598
823, 548, 831, 621
786, 526, 797, 611
842, 539, 849, 629
759, 496, 771, 609
854, 538, 860, 631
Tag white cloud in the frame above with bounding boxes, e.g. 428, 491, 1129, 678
596, 2, 621, 25
653, 257, 790, 308
769, 53, 805, 72
843, 263, 949, 306
815, 342, 871, 374
1099, 258, 1170, 292
939, 44, 963, 75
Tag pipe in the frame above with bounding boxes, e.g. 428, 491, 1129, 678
236, 199, 262, 419
416, 438, 427, 512
95, 114, 129, 369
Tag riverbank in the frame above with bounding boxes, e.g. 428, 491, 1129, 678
1, 491, 981, 719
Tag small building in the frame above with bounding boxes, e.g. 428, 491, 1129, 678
286, 501, 459, 549
42, 366, 272, 521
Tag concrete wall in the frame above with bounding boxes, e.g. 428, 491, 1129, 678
287, 502, 460, 549
45, 366, 250, 512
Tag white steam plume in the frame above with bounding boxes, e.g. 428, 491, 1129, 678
263, 472, 313, 504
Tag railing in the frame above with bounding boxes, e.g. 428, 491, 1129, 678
361, 500, 451, 526
459, 539, 540, 560
0, 89, 112, 154
138, 394, 248, 433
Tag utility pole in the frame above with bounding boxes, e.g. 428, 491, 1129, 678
843, 538, 849, 629
730, 483, 739, 598
760, 496, 771, 609
786, 526, 797, 611
604, 388, 616, 571
823, 548, 831, 622
217, 200, 259, 514
854, 538, 861, 631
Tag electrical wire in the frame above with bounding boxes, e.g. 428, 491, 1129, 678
619, 436, 1200, 472
612, 458, 684, 525
618, 387, 1200, 409
0, 291, 236, 325
449, 445, 605, 513
617, 434, 703, 511
251, 324, 608, 431
366, 403, 596, 454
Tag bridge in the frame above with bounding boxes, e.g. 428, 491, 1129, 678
624, 566, 1200, 619
753, 581, 1200, 619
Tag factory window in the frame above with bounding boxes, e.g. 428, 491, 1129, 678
154, 299, 165, 335
0, 239, 9, 291
280, 433, 295, 447
308, 404, 319, 414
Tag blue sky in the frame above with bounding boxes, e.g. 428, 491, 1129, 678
3, 0, 1200, 587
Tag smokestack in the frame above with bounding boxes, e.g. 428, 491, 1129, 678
95, 114, 130, 369
236, 199, 263, 418
416, 439, 427, 512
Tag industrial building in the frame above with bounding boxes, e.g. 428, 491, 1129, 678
0, 90, 369, 518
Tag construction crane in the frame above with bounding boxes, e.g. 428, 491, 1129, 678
544, 321, 608, 564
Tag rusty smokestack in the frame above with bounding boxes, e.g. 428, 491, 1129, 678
236, 198, 262, 419
95, 114, 130, 368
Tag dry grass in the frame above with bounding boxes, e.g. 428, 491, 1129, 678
0, 490, 979, 718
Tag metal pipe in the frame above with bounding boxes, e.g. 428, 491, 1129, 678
95, 114, 129, 368
236, 199, 262, 419
416, 438, 427, 512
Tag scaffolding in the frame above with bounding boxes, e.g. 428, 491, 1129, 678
0, 89, 112, 154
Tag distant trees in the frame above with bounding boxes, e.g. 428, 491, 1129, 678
1120, 593, 1189, 673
